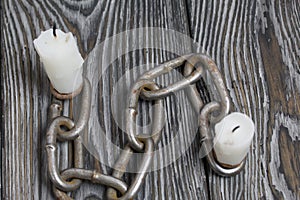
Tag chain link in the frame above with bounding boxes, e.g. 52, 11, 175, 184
126, 80, 163, 151
46, 53, 243, 199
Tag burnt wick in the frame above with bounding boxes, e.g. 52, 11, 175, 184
232, 125, 240, 133
53, 23, 57, 37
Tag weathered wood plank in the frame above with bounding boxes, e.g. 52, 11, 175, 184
73, 0, 210, 199
187, 0, 300, 199
1, 0, 210, 199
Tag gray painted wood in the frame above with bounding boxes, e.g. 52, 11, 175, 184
187, 0, 300, 199
1, 0, 299, 200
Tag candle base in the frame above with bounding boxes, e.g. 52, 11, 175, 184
50, 83, 83, 100
212, 150, 245, 169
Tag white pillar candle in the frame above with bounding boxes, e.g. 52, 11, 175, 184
213, 112, 255, 166
34, 28, 84, 94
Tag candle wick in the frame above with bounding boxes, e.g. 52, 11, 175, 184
53, 23, 57, 37
232, 126, 240, 133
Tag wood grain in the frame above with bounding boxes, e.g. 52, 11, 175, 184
2, 0, 207, 199
1, 0, 299, 200
187, 0, 300, 199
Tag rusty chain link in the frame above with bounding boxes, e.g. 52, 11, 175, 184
46, 53, 244, 199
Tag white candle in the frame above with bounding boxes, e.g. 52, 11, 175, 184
213, 112, 255, 166
34, 28, 84, 94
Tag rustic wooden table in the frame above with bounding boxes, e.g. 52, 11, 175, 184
2, 0, 299, 199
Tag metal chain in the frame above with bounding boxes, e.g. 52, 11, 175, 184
46, 53, 243, 200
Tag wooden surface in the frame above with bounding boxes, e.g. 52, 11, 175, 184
1, 0, 299, 199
